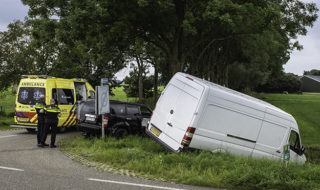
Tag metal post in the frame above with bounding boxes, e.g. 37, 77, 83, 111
100, 78, 108, 138
102, 116, 105, 138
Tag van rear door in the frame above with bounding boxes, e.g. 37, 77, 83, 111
149, 76, 204, 151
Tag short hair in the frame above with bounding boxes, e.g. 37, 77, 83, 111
50, 99, 56, 104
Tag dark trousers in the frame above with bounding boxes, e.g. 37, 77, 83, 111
41, 119, 58, 146
37, 118, 45, 144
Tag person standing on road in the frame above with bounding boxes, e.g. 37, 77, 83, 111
35, 94, 46, 146
40, 99, 61, 148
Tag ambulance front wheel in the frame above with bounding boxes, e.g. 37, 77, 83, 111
26, 128, 36, 133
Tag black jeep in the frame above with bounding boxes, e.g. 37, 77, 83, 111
78, 99, 152, 138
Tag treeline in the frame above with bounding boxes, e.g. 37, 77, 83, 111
0, 0, 318, 100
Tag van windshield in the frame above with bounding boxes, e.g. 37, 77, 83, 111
18, 87, 45, 105
289, 130, 301, 153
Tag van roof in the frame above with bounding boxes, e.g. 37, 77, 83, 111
176, 72, 293, 119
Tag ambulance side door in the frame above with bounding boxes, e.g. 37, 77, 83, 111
53, 80, 76, 127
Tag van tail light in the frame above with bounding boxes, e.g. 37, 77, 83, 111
181, 127, 196, 147
103, 116, 109, 128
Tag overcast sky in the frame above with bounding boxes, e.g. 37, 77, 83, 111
0, 0, 319, 79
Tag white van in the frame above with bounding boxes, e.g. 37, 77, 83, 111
146, 72, 306, 163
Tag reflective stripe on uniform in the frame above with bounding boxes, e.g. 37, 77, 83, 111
35, 103, 45, 109
44, 106, 61, 113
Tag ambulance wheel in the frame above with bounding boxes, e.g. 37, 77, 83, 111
58, 127, 67, 133
26, 128, 36, 133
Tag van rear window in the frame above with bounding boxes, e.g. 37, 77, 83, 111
18, 87, 45, 105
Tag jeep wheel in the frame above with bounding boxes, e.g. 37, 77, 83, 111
114, 128, 128, 139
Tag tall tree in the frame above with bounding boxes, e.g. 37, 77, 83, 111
22, 0, 127, 86
104, 0, 317, 81
0, 21, 35, 91
20, 0, 318, 92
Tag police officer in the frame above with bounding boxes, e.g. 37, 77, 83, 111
35, 94, 46, 146
40, 99, 61, 148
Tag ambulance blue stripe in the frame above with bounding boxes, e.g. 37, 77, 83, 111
69, 104, 77, 113
15, 112, 21, 117
73, 105, 77, 113
20, 112, 27, 117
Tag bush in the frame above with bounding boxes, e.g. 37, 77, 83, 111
123, 69, 154, 98
0, 111, 6, 117
256, 73, 301, 93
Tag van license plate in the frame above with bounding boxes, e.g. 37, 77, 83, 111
151, 127, 161, 136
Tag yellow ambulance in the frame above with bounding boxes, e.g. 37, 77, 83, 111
11, 75, 95, 132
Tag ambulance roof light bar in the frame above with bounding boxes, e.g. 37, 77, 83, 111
38, 75, 53, 79
73, 78, 88, 82
21, 75, 53, 79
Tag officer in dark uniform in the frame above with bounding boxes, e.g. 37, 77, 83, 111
40, 99, 61, 148
35, 94, 46, 146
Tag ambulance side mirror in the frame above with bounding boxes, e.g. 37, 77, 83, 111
13, 85, 18, 94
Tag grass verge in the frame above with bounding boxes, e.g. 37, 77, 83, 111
60, 136, 320, 190
0, 88, 15, 130
0, 117, 13, 130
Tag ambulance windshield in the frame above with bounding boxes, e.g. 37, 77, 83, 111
17, 87, 45, 105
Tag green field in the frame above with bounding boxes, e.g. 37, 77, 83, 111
263, 94, 320, 147
110, 86, 138, 102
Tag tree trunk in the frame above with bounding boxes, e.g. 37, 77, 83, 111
153, 63, 158, 107
136, 56, 144, 102
168, 47, 185, 78
139, 71, 143, 101
166, 0, 186, 78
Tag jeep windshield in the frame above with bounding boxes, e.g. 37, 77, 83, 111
17, 87, 45, 105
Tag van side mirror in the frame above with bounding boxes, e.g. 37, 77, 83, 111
299, 146, 305, 156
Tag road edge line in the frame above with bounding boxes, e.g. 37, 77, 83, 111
0, 135, 18, 139
88, 178, 187, 190
0, 166, 24, 172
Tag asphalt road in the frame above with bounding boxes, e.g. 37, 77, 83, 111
0, 129, 219, 190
